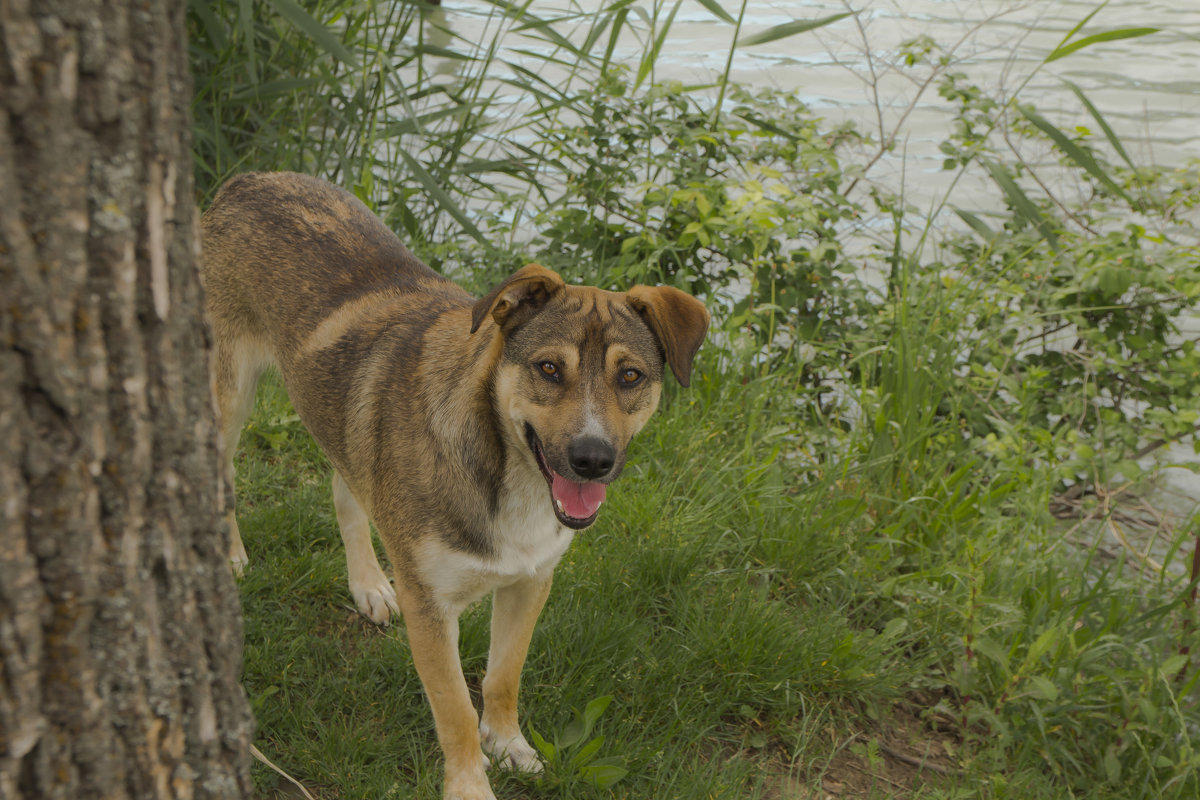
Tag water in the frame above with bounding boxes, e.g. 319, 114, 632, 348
435, 0, 1197, 196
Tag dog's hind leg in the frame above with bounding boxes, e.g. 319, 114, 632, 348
332, 470, 399, 625
480, 575, 553, 773
212, 334, 271, 574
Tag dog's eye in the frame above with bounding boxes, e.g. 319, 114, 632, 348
538, 361, 560, 381
619, 368, 643, 386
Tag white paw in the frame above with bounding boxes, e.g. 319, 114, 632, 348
443, 769, 496, 800
229, 545, 248, 577
480, 723, 543, 774
348, 570, 399, 625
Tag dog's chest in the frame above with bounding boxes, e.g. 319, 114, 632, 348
424, 470, 573, 615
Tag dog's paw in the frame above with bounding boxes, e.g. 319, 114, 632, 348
348, 570, 400, 625
444, 788, 496, 800
229, 536, 248, 576
228, 515, 249, 576
443, 768, 496, 800
480, 723, 543, 774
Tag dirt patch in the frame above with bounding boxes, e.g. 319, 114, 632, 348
769, 692, 962, 799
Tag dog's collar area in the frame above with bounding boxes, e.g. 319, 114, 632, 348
524, 423, 604, 530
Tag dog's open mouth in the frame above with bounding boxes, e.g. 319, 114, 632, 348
525, 424, 605, 530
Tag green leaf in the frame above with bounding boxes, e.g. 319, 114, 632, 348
1025, 626, 1061, 665
529, 727, 556, 761
1097, 265, 1132, 298
581, 695, 614, 737
737, 12, 851, 47
1160, 654, 1189, 677
881, 617, 908, 642
569, 736, 605, 771
1104, 745, 1122, 784
1045, 27, 1159, 63
973, 635, 1011, 677
267, 0, 360, 68
1027, 674, 1060, 701
580, 762, 629, 790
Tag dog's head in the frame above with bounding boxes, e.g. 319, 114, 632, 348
471, 264, 709, 529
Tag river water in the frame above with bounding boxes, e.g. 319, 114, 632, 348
441, 0, 1198, 181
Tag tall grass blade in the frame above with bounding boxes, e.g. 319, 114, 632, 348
710, 0, 748, 124
1019, 106, 1131, 203
601, 5, 632, 73
267, 0, 360, 68
413, 44, 478, 62
983, 159, 1060, 251
189, 0, 228, 49
735, 109, 800, 141
1062, 80, 1136, 172
693, 0, 736, 25
514, 12, 591, 61
636, 0, 683, 89
236, 0, 258, 83
230, 77, 321, 102
736, 12, 850, 47
1044, 27, 1160, 63
1054, 1, 1107, 53
953, 207, 996, 241
396, 149, 487, 245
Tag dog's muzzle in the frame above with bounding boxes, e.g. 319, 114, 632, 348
525, 424, 609, 529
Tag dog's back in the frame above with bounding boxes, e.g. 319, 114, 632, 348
201, 171, 467, 366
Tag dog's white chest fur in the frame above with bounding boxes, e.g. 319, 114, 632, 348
421, 466, 573, 615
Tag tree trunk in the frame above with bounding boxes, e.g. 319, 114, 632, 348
0, 1, 253, 798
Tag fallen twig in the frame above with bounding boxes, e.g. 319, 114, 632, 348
251, 744, 318, 800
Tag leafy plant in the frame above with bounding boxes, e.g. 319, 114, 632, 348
528, 695, 628, 791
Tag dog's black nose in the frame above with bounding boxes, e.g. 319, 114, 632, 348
568, 437, 615, 480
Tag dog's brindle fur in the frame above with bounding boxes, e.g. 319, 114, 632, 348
201, 172, 708, 800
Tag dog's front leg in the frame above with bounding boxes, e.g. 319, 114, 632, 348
398, 584, 494, 800
480, 574, 553, 773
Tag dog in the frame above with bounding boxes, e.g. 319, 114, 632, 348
200, 172, 708, 800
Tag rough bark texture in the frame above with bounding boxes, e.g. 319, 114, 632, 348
0, 1, 254, 798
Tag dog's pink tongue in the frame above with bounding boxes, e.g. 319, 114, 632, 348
551, 473, 606, 519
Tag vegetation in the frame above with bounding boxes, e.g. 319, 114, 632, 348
189, 1, 1200, 797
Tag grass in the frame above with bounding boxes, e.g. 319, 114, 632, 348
235, 361, 1196, 799
190, 2, 1200, 797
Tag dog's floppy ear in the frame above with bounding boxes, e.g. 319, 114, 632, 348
626, 285, 710, 387
471, 264, 566, 334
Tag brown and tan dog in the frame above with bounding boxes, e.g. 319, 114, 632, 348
200, 172, 708, 800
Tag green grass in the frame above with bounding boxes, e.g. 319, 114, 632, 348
234, 361, 1197, 799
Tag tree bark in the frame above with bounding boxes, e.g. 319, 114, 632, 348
0, 1, 253, 798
